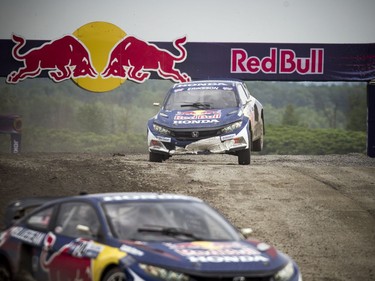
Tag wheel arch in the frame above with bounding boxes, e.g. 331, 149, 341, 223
99, 263, 123, 281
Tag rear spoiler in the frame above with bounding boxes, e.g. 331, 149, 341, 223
3, 197, 61, 229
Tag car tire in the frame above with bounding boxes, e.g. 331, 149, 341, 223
238, 128, 251, 165
0, 263, 11, 281
149, 152, 164, 162
102, 267, 126, 281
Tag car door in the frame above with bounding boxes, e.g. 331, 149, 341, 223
33, 202, 102, 281
7, 205, 55, 280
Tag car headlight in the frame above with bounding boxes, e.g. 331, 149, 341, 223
273, 261, 295, 281
139, 264, 189, 281
221, 121, 242, 134
153, 123, 171, 136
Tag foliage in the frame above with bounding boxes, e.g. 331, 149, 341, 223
248, 81, 366, 130
0, 127, 147, 153
0, 78, 369, 154
346, 91, 367, 131
0, 125, 366, 155
282, 104, 299, 126
262, 125, 366, 155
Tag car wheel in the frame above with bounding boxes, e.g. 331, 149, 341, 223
149, 152, 164, 162
238, 128, 251, 165
0, 263, 11, 281
102, 268, 126, 281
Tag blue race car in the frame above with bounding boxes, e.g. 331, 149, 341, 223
147, 80, 264, 165
0, 193, 301, 281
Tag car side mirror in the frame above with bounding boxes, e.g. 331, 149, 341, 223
76, 224, 91, 234
240, 227, 253, 238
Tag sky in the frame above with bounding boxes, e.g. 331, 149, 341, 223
0, 0, 374, 43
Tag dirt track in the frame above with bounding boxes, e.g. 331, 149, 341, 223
0, 153, 375, 281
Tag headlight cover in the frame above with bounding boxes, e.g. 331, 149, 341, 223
139, 264, 189, 281
273, 261, 295, 281
220, 121, 242, 134
153, 123, 171, 136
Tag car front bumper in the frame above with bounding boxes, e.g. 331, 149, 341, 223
147, 125, 250, 156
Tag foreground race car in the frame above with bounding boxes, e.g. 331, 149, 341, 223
147, 79, 264, 165
0, 193, 302, 281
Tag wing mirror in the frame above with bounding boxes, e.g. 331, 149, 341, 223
240, 227, 253, 238
76, 224, 91, 235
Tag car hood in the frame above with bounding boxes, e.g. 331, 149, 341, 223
123, 240, 288, 274
154, 108, 241, 129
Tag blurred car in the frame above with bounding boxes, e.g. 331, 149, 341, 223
147, 79, 264, 165
0, 193, 301, 281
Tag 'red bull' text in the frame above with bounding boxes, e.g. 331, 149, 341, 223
231, 48, 324, 75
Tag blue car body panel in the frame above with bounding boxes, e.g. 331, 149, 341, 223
0, 194, 301, 281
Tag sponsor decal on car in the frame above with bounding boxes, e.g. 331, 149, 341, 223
174, 110, 221, 120
174, 119, 220, 125
173, 110, 221, 125
165, 242, 270, 263
102, 193, 197, 202
10, 226, 45, 246
120, 244, 144, 256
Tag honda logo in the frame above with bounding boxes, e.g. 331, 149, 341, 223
191, 131, 199, 138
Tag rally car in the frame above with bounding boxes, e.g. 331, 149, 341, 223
0, 193, 302, 281
147, 79, 264, 165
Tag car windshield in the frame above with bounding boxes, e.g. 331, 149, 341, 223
103, 201, 240, 242
164, 89, 238, 110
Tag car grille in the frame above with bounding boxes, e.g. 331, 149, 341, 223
170, 128, 222, 141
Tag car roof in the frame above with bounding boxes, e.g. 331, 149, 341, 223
54, 192, 203, 204
172, 79, 245, 89
3, 193, 203, 227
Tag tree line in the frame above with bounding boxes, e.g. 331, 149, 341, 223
0, 78, 367, 154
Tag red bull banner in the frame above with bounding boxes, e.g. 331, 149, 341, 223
0, 21, 374, 93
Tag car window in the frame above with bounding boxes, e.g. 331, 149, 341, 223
237, 85, 249, 104
164, 90, 237, 110
104, 201, 239, 242
55, 202, 100, 240
27, 207, 54, 230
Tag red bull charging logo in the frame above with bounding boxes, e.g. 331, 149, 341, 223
6, 22, 191, 92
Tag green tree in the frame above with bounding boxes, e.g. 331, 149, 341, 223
76, 103, 106, 134
346, 92, 367, 131
282, 104, 299, 126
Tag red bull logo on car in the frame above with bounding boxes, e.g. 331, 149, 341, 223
6, 21, 191, 92
173, 110, 221, 125
174, 110, 222, 120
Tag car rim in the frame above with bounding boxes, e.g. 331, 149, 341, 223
107, 272, 126, 281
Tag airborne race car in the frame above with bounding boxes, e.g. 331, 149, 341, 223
0, 193, 302, 281
147, 80, 264, 165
